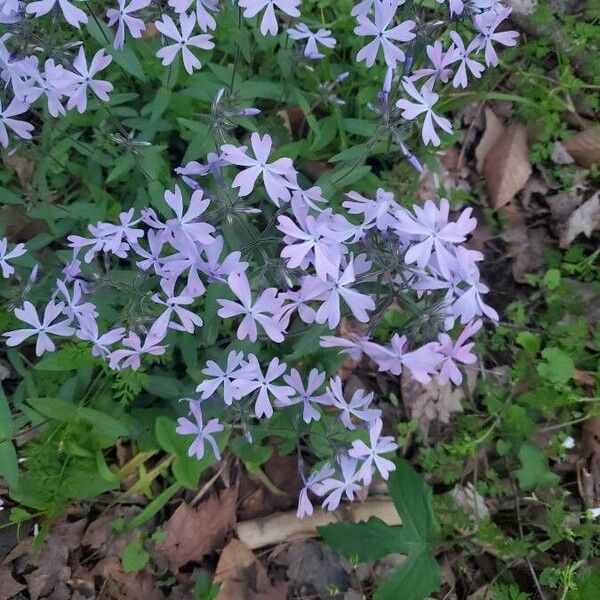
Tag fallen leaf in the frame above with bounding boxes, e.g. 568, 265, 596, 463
551, 141, 575, 165
564, 127, 600, 167
0, 564, 26, 600
3, 154, 34, 188
560, 192, 600, 247
159, 486, 237, 571
93, 556, 165, 600
475, 108, 504, 173
483, 122, 532, 209
214, 538, 287, 600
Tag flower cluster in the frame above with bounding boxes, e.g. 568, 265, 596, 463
0, 0, 515, 517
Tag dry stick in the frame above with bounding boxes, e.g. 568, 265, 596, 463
190, 456, 230, 506
236, 498, 401, 550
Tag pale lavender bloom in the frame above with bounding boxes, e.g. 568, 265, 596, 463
0, 238, 25, 277
448, 32, 485, 89
411, 41, 458, 89
343, 188, 399, 231
55, 279, 98, 331
108, 330, 167, 370
364, 334, 442, 383
0, 0, 20, 23
196, 350, 249, 405
3, 300, 75, 356
196, 236, 248, 283
395, 198, 473, 278
68, 223, 127, 263
233, 356, 293, 418
396, 78, 452, 147
217, 272, 285, 342
62, 258, 82, 283
0, 97, 33, 147
221, 133, 297, 206
53, 48, 113, 113
275, 285, 317, 328
283, 368, 332, 423
435, 0, 464, 15
437, 319, 481, 385
326, 376, 380, 430
151, 277, 203, 336
23, 59, 66, 118
96, 208, 144, 253
238, 0, 301, 36
176, 399, 224, 460
26, 0, 87, 28
320, 455, 362, 511
169, 0, 218, 31
475, 7, 518, 67
175, 152, 228, 188
155, 13, 215, 74
354, 0, 415, 68
0, 36, 31, 99
290, 185, 327, 211
306, 259, 375, 328
107, 0, 149, 49
133, 230, 166, 275
288, 23, 336, 59
297, 462, 335, 518
76, 322, 126, 358
349, 418, 398, 484
351, 0, 377, 17
319, 334, 368, 361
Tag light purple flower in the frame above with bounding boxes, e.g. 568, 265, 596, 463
217, 272, 285, 342
437, 319, 481, 385
96, 208, 144, 253
196, 236, 247, 283
169, 0, 219, 31
238, 0, 301, 36
233, 356, 293, 418
0, 97, 33, 147
288, 23, 336, 59
349, 418, 398, 484
475, 7, 518, 67
326, 376, 380, 430
396, 78, 452, 147
435, 0, 464, 15
411, 40, 458, 89
3, 300, 75, 356
108, 330, 167, 370
133, 230, 166, 275
320, 334, 368, 361
176, 399, 224, 460
0, 238, 25, 277
283, 368, 332, 423
107, 0, 149, 49
55, 279, 98, 331
23, 58, 66, 118
297, 462, 335, 518
320, 455, 362, 511
151, 277, 203, 337
175, 152, 228, 188
343, 188, 400, 231
155, 13, 215, 74
76, 322, 126, 358
196, 350, 249, 405
354, 0, 415, 68
448, 32, 485, 89
221, 133, 297, 206
26, 0, 87, 28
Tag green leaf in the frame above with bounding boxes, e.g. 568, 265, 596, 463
567, 569, 600, 600
516, 442, 560, 490
537, 347, 574, 384
375, 550, 441, 600
0, 385, 18, 487
121, 536, 150, 573
126, 482, 182, 531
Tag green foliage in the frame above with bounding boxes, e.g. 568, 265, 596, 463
320, 461, 441, 600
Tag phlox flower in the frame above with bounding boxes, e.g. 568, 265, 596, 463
176, 152, 228, 188
95, 208, 144, 254
411, 40, 458, 89
108, 330, 167, 370
297, 462, 335, 518
155, 13, 215, 74
354, 0, 415, 68
435, 0, 464, 15
0, 97, 33, 147
24, 59, 66, 118
176, 399, 224, 460
217, 272, 285, 342
196, 236, 248, 283
76, 322, 126, 358
26, 0, 87, 28
320, 455, 362, 511
238, 0, 301, 36
475, 7, 518, 67
107, 0, 150, 49
283, 368, 332, 423
349, 418, 398, 484
196, 350, 249, 405
3, 300, 75, 356
326, 376, 380, 430
0, 238, 26, 277
437, 319, 481, 385
395, 78, 452, 147
287, 23, 336, 59
319, 334, 368, 361
343, 188, 400, 232
133, 230, 167, 276
221, 133, 297, 206
53, 48, 113, 113
449, 32, 485, 89
233, 356, 293, 418
151, 277, 203, 337
55, 279, 98, 331
0, 0, 20, 23
169, 0, 218, 31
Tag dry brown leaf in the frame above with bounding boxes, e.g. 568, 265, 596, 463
483, 122, 532, 208
93, 556, 165, 600
3, 155, 34, 188
560, 192, 600, 248
475, 108, 504, 173
0, 564, 26, 600
564, 127, 600, 167
159, 487, 237, 571
214, 538, 287, 600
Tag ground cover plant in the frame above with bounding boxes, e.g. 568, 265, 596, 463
0, 0, 599, 598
